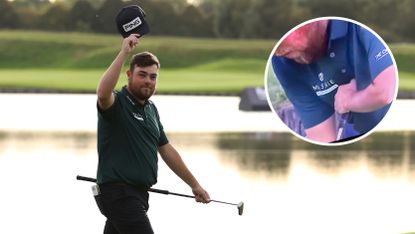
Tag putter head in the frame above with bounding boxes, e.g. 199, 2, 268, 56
237, 202, 244, 216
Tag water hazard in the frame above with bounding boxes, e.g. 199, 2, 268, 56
0, 131, 414, 234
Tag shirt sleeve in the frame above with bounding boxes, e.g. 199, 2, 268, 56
357, 26, 394, 82
272, 56, 334, 129
97, 91, 120, 121
157, 123, 169, 147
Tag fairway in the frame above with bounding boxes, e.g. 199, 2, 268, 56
0, 68, 263, 94
1, 67, 412, 94
0, 30, 273, 69
0, 30, 270, 94
399, 72, 415, 91
0, 30, 414, 94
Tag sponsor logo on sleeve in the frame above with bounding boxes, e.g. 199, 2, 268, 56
375, 49, 389, 61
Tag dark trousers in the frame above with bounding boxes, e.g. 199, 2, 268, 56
95, 183, 154, 234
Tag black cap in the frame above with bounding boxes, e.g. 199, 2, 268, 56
115, 5, 150, 38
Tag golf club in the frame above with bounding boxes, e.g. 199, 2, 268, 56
336, 112, 351, 141
76, 175, 244, 216
333, 112, 365, 143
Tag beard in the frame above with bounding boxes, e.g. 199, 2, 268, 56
278, 21, 328, 64
291, 52, 314, 64
302, 27, 328, 64
276, 38, 326, 64
128, 85, 155, 102
297, 48, 325, 64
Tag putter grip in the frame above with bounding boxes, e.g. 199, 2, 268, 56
76, 175, 97, 183
76, 176, 171, 196
148, 188, 169, 194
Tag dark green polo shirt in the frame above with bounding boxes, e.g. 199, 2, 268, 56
96, 86, 169, 187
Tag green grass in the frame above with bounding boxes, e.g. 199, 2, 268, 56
391, 43, 415, 74
0, 30, 414, 94
159, 68, 262, 93
0, 30, 273, 69
399, 72, 415, 91
389, 44, 415, 92
0, 67, 263, 94
0, 69, 102, 92
0, 30, 270, 94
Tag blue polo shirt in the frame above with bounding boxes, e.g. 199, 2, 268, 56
272, 20, 393, 134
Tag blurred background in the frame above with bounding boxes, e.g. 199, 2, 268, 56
0, 0, 414, 93
1, 0, 415, 40
1, 1, 415, 234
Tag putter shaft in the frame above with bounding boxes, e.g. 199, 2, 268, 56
76, 175, 242, 215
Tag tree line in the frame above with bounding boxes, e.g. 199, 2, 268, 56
1, 0, 414, 42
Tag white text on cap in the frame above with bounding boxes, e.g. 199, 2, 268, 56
123, 17, 142, 32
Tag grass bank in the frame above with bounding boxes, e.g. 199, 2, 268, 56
0, 30, 271, 94
0, 67, 262, 94
0, 30, 272, 70
0, 30, 414, 94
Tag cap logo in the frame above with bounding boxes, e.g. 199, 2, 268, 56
123, 17, 142, 32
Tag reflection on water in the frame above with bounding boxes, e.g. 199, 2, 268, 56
216, 132, 292, 178
216, 132, 415, 179
0, 131, 95, 157
0, 131, 414, 234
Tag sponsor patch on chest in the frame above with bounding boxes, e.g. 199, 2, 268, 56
311, 73, 338, 96
133, 112, 144, 121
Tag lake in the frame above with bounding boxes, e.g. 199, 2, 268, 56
1, 93, 414, 133
0, 131, 414, 234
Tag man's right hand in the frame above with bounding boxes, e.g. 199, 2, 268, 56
192, 185, 211, 204
334, 79, 357, 114
121, 34, 140, 55
97, 33, 141, 111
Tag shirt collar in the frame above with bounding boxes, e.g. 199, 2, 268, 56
121, 85, 149, 107
327, 19, 349, 50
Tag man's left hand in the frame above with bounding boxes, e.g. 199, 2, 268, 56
192, 186, 211, 204
335, 79, 357, 114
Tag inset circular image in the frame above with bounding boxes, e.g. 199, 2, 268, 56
265, 17, 398, 146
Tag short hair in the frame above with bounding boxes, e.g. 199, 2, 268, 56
129, 51, 160, 71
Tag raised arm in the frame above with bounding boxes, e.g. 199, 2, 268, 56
158, 143, 210, 203
97, 34, 140, 110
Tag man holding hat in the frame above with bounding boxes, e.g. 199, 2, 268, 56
94, 6, 210, 234
115, 5, 150, 38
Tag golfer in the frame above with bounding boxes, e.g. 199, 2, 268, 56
95, 34, 210, 234
272, 18, 396, 143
